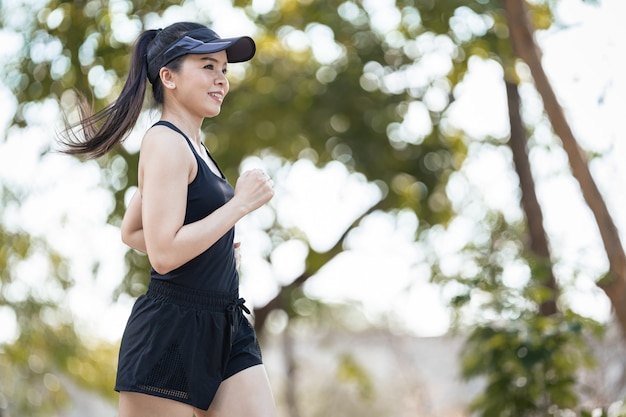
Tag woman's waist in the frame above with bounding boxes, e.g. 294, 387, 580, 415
145, 278, 239, 310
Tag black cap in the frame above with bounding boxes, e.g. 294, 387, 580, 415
148, 27, 256, 83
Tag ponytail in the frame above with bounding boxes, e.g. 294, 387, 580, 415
58, 29, 157, 158
58, 22, 210, 159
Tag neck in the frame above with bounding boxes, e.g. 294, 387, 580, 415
160, 108, 204, 145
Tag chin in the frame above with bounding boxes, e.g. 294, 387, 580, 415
205, 108, 221, 118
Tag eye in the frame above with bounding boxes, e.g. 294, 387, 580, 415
203, 64, 227, 75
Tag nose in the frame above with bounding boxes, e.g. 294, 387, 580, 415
215, 71, 227, 85
214, 72, 229, 95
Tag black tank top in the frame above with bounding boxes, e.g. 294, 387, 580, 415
149, 121, 238, 293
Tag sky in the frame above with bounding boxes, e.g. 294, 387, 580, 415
0, 0, 625, 344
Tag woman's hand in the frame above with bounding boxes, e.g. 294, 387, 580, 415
232, 168, 274, 214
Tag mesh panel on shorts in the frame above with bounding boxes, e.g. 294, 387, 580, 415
138, 343, 190, 400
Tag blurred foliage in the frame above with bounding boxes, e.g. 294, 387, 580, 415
335, 352, 375, 401
0, 0, 613, 416
435, 209, 608, 416
432, 211, 555, 320
462, 311, 602, 416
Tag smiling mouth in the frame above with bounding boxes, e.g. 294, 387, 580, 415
209, 92, 224, 102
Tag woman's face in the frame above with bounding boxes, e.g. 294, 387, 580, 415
167, 50, 230, 119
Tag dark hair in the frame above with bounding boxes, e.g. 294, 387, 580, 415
59, 22, 206, 159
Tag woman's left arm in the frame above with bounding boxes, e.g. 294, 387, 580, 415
121, 190, 147, 253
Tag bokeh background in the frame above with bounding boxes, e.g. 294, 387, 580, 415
1, 0, 626, 415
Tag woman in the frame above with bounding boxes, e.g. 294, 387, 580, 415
60, 22, 275, 417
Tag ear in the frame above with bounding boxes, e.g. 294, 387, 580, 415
159, 67, 176, 89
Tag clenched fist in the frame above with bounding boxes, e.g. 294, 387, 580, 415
233, 168, 274, 214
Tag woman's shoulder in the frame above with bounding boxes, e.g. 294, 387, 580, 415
139, 124, 193, 167
141, 124, 189, 151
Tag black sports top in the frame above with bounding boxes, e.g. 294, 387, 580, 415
149, 121, 238, 294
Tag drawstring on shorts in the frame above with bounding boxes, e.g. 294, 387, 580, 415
226, 298, 251, 334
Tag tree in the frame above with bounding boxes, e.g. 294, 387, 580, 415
439, 0, 621, 414
0, 0, 621, 415
502, 0, 626, 336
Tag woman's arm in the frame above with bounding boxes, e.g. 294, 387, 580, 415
139, 127, 273, 275
121, 183, 245, 268
121, 190, 147, 253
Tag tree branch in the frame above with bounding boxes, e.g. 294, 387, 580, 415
253, 197, 388, 332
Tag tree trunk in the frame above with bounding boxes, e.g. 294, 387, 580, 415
283, 329, 302, 417
502, 0, 626, 335
505, 79, 558, 316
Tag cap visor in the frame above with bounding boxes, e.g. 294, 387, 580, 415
189, 37, 256, 63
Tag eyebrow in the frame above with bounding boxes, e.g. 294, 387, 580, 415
198, 56, 227, 65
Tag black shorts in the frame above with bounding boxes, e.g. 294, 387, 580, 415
114, 279, 263, 410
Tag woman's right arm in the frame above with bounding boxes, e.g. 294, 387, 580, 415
139, 127, 273, 275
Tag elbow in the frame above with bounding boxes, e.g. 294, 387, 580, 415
151, 264, 176, 276
121, 228, 141, 251
120, 222, 134, 246
148, 253, 178, 275
151, 262, 169, 275
121, 229, 132, 247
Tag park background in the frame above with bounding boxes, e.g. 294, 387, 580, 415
1, 0, 626, 415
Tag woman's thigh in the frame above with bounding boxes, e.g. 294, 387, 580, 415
195, 364, 275, 417
118, 391, 194, 417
